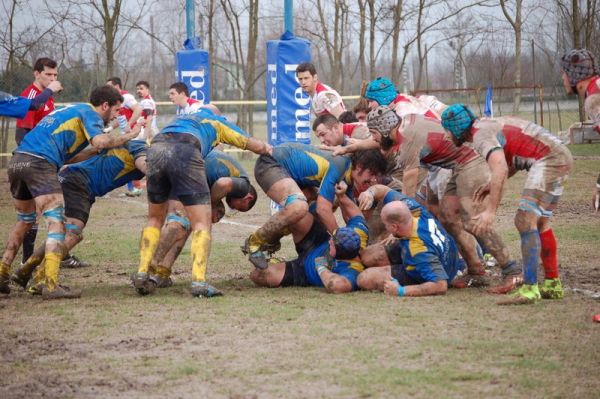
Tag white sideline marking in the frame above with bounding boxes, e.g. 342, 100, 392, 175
110, 196, 260, 229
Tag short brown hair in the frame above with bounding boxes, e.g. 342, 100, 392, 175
33, 57, 57, 72
296, 62, 317, 76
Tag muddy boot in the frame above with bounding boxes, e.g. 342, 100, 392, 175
497, 284, 541, 305
149, 274, 173, 288
488, 261, 523, 294
60, 254, 90, 268
539, 278, 564, 299
26, 279, 44, 296
0, 263, 11, 294
131, 272, 156, 296
10, 272, 29, 290
241, 234, 280, 270
451, 265, 490, 289
41, 285, 82, 300
190, 281, 223, 298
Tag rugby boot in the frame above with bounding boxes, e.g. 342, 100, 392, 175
131, 272, 155, 295
10, 271, 29, 289
539, 278, 564, 299
60, 254, 91, 269
190, 281, 223, 298
125, 188, 143, 197
0, 266, 10, 294
487, 273, 523, 295
451, 266, 490, 289
241, 234, 281, 270
149, 265, 173, 288
41, 285, 82, 300
26, 279, 44, 296
497, 283, 541, 305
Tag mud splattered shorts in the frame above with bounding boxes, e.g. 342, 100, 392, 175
59, 169, 94, 224
9, 152, 61, 200
146, 133, 210, 206
444, 156, 490, 198
254, 154, 292, 194
520, 147, 573, 216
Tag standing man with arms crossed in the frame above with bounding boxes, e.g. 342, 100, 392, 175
15, 57, 63, 267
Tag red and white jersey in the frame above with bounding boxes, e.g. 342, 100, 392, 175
117, 90, 138, 130
391, 94, 446, 120
16, 84, 54, 130
584, 76, 600, 131
342, 122, 370, 140
471, 116, 567, 171
138, 94, 158, 139
395, 114, 478, 171
311, 82, 345, 116
178, 98, 203, 115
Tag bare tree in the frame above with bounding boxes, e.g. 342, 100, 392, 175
500, 0, 523, 112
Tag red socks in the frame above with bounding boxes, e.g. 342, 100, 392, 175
539, 229, 559, 279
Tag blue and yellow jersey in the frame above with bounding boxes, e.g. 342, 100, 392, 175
0, 91, 29, 119
382, 189, 435, 219
205, 150, 249, 188
16, 103, 105, 168
159, 109, 249, 158
271, 142, 352, 202
304, 215, 369, 290
397, 214, 462, 285
61, 140, 147, 198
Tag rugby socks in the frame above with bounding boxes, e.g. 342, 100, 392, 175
0, 261, 10, 280
137, 227, 161, 274
520, 230, 541, 285
44, 252, 63, 291
539, 229, 559, 279
17, 246, 46, 280
191, 230, 211, 282
154, 265, 172, 279
22, 225, 38, 264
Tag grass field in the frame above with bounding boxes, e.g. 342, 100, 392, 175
0, 148, 599, 398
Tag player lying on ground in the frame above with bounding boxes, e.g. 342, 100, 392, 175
250, 182, 368, 294
242, 142, 386, 269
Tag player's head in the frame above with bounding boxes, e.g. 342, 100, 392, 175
296, 62, 318, 94
338, 110, 358, 123
312, 114, 342, 146
365, 77, 397, 108
169, 82, 189, 105
560, 48, 600, 94
106, 76, 123, 89
441, 104, 477, 146
226, 184, 258, 212
330, 227, 361, 260
90, 85, 124, 123
353, 98, 371, 122
350, 149, 387, 194
381, 201, 413, 238
135, 80, 150, 98
33, 57, 58, 89
212, 201, 226, 223
366, 105, 401, 149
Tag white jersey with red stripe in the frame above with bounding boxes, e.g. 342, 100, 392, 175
391, 94, 446, 120
178, 98, 203, 115
311, 82, 345, 116
138, 94, 158, 139
117, 90, 138, 130
584, 76, 600, 132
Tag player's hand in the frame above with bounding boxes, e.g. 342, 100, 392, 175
470, 210, 495, 236
380, 234, 398, 246
47, 80, 63, 93
383, 279, 400, 296
264, 143, 273, 156
335, 181, 348, 196
472, 181, 491, 203
358, 189, 375, 210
